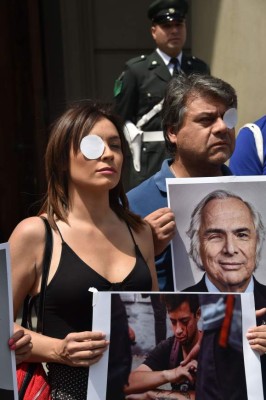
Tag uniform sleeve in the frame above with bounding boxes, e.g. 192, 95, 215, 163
113, 66, 139, 124
229, 127, 264, 175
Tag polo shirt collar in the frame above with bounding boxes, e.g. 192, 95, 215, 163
154, 159, 174, 193
154, 160, 232, 194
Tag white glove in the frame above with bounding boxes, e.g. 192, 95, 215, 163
124, 121, 143, 172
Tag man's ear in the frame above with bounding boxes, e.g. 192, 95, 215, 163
167, 127, 178, 144
151, 25, 156, 40
196, 307, 201, 321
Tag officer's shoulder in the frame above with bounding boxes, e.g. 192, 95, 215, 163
126, 54, 148, 67
184, 55, 210, 71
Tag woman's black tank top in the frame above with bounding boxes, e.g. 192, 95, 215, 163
43, 222, 152, 338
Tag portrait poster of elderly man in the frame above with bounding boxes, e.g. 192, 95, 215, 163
166, 176, 266, 291
167, 176, 266, 395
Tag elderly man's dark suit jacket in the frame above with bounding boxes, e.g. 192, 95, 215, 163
183, 274, 266, 395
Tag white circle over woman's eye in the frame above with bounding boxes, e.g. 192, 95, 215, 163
223, 108, 238, 129
80, 135, 105, 159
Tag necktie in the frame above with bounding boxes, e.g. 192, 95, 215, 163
170, 57, 180, 76
219, 294, 235, 348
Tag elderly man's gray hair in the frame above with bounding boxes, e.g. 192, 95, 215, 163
186, 189, 265, 271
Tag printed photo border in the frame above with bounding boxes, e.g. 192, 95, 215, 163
89, 291, 263, 400
0, 243, 18, 400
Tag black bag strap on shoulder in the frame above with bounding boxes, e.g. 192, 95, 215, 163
37, 216, 53, 333
21, 216, 53, 333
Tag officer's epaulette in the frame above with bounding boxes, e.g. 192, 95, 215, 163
187, 55, 207, 65
126, 54, 147, 66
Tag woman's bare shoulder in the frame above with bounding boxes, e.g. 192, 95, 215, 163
9, 216, 47, 244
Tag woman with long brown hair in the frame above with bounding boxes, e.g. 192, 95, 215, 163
10, 100, 158, 399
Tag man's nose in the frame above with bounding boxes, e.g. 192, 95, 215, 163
213, 116, 228, 134
175, 323, 183, 335
223, 235, 237, 255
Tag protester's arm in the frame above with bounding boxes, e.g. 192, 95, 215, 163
124, 361, 197, 395
144, 208, 176, 256
126, 389, 195, 399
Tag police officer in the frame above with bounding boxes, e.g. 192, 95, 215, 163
114, 0, 210, 190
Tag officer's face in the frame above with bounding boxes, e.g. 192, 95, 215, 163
199, 198, 257, 292
168, 95, 235, 171
168, 301, 200, 346
151, 20, 186, 57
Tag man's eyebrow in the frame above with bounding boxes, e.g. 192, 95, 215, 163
170, 317, 189, 322
196, 111, 218, 118
203, 227, 251, 235
203, 228, 224, 235
233, 227, 252, 234
169, 318, 177, 323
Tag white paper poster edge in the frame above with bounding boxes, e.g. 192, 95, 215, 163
0, 242, 18, 399
87, 291, 111, 400
241, 293, 264, 399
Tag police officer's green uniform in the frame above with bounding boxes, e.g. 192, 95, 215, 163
113, 0, 210, 191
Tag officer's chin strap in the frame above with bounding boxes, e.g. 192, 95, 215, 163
123, 99, 164, 172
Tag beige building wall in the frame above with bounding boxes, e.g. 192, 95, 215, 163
191, 0, 266, 130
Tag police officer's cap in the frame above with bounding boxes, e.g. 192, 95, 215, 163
148, 0, 188, 24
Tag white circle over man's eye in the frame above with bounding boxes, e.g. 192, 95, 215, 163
223, 108, 238, 129
80, 135, 105, 159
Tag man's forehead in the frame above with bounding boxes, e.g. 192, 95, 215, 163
185, 94, 227, 114
168, 302, 191, 315
201, 198, 254, 225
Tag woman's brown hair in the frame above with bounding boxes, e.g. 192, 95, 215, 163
39, 100, 144, 231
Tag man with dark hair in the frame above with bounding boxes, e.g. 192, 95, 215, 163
114, 0, 210, 191
127, 73, 238, 291
161, 293, 199, 315
124, 294, 200, 397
